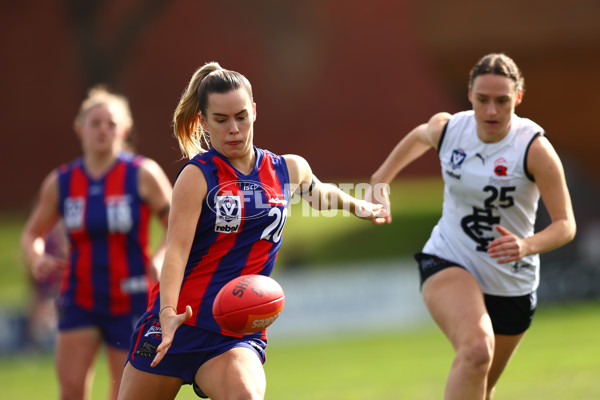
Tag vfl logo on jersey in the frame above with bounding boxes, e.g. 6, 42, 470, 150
450, 148, 467, 169
215, 195, 242, 233
106, 195, 133, 233
494, 157, 508, 176
64, 197, 86, 231
445, 148, 466, 180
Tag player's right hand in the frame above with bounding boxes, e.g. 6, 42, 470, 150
151, 305, 193, 367
31, 254, 65, 281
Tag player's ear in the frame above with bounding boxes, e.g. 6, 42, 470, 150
75, 126, 83, 140
120, 127, 130, 141
515, 89, 524, 106
198, 112, 208, 131
252, 102, 257, 122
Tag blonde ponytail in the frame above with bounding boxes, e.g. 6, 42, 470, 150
173, 62, 222, 159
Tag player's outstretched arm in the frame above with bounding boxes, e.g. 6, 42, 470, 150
284, 154, 387, 221
366, 112, 450, 224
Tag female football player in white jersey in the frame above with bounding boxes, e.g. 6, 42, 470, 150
367, 53, 576, 400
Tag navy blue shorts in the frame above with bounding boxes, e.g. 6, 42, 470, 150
127, 312, 267, 385
414, 252, 536, 335
57, 301, 141, 350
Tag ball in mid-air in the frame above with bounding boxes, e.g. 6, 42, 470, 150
213, 274, 285, 335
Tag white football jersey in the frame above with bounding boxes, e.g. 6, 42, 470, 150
422, 110, 543, 296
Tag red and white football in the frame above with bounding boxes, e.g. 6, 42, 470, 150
213, 274, 285, 335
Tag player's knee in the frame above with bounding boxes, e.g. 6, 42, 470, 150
457, 335, 494, 372
197, 383, 264, 400
60, 386, 86, 400
58, 376, 87, 400
230, 385, 265, 400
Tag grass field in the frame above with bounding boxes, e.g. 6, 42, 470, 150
1, 301, 599, 399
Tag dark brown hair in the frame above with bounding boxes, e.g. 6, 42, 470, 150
469, 53, 524, 93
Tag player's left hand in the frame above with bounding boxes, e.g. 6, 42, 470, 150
353, 200, 388, 221
487, 225, 526, 263
363, 184, 391, 224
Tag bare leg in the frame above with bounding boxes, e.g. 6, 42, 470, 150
195, 346, 266, 400
55, 327, 102, 400
422, 267, 495, 400
106, 346, 129, 400
485, 333, 525, 400
117, 362, 183, 400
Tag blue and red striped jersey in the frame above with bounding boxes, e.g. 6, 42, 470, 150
57, 152, 152, 316
147, 147, 291, 338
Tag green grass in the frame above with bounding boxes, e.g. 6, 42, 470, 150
1, 301, 599, 399
265, 301, 600, 400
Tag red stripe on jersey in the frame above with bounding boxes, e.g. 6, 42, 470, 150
105, 161, 131, 315
240, 154, 279, 339
246, 153, 279, 273
238, 153, 282, 275
133, 157, 152, 305
138, 202, 152, 302
259, 154, 285, 206
69, 167, 94, 311
146, 281, 160, 311
241, 240, 273, 276
130, 314, 153, 362
184, 157, 243, 326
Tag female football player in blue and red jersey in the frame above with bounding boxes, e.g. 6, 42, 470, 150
21, 86, 173, 400
117, 62, 387, 400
